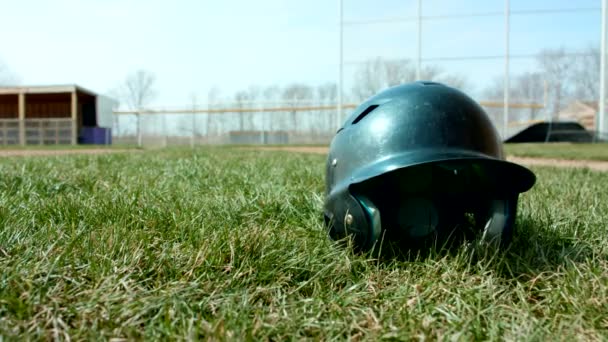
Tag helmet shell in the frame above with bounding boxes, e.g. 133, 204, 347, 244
324, 81, 536, 250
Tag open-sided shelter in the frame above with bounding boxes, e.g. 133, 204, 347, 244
0, 85, 115, 145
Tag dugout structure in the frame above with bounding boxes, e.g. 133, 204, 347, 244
0, 85, 115, 145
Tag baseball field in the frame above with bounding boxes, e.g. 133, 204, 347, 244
0, 144, 607, 340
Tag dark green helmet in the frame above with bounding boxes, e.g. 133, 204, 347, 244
323, 81, 536, 252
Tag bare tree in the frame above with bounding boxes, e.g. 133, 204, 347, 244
481, 76, 504, 102
207, 86, 221, 138
207, 86, 221, 103
283, 83, 314, 104
282, 83, 313, 130
0, 59, 19, 86
263, 85, 281, 103
484, 46, 602, 122
316, 82, 337, 132
116, 69, 157, 145
384, 59, 416, 86
536, 47, 574, 118
483, 72, 545, 121
435, 73, 469, 92
350, 57, 468, 101
246, 85, 261, 102
234, 89, 249, 131
120, 69, 158, 110
231, 85, 266, 133
514, 72, 545, 119
317, 82, 337, 103
262, 85, 281, 130
571, 45, 600, 102
179, 92, 198, 143
246, 85, 262, 130
351, 57, 392, 101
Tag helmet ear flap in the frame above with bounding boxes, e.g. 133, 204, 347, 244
323, 190, 382, 252
479, 197, 518, 247
353, 194, 382, 250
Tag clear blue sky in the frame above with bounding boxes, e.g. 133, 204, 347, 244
0, 0, 601, 107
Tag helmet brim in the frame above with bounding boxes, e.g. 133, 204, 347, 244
348, 149, 536, 195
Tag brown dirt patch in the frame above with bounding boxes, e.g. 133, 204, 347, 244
248, 146, 608, 172
250, 146, 329, 154
0, 149, 136, 157
506, 157, 608, 172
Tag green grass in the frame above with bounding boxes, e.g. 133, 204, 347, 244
505, 143, 608, 161
0, 147, 607, 340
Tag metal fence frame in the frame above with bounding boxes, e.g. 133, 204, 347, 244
113, 99, 545, 147
337, 0, 606, 138
109, 2, 608, 147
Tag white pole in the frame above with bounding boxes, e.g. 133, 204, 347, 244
114, 112, 119, 141
137, 110, 142, 148
260, 103, 265, 144
543, 80, 549, 110
599, 0, 607, 139
416, 0, 422, 80
163, 114, 168, 148
191, 96, 196, 148
503, 0, 510, 140
337, 0, 344, 130
205, 93, 210, 144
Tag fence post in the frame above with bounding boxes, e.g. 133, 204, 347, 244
503, 0, 510, 140
337, 0, 344, 131
191, 102, 196, 148
18, 92, 25, 146
599, 0, 607, 139
71, 91, 78, 145
163, 114, 168, 148
137, 110, 142, 148
114, 113, 119, 143
260, 103, 265, 145
205, 101, 211, 144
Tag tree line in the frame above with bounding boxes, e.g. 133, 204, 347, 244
91, 45, 606, 136
0, 58, 20, 86
1, 45, 601, 129
483, 45, 600, 120
205, 45, 601, 121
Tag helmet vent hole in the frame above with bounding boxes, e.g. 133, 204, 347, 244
420, 81, 442, 86
352, 105, 379, 125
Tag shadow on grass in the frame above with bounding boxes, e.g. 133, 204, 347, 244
492, 217, 600, 279
362, 216, 600, 280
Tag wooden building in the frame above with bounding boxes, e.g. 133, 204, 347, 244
0, 85, 115, 145
558, 100, 597, 132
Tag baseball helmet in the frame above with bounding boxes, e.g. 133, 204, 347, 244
323, 81, 536, 252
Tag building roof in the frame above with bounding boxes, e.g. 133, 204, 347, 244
558, 100, 597, 131
0, 84, 98, 96
579, 101, 599, 111
559, 100, 596, 119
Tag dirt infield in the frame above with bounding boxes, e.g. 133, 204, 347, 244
250, 146, 608, 172
506, 157, 608, 172
0, 149, 135, 157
